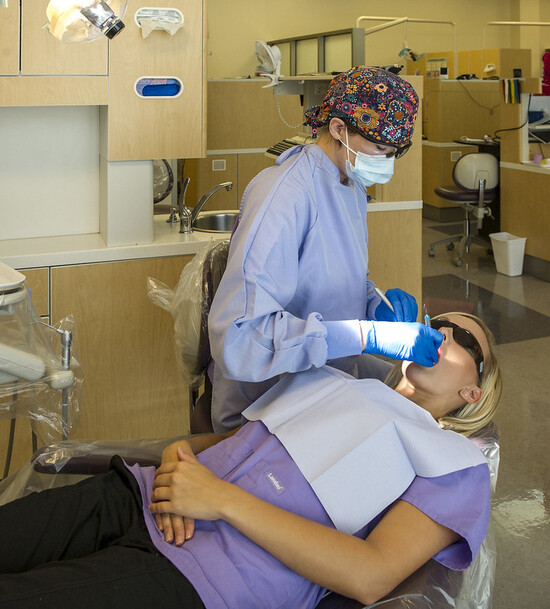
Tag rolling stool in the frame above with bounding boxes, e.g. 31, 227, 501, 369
428, 153, 499, 266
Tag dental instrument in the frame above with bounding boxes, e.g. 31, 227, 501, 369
424, 304, 431, 327
374, 286, 394, 313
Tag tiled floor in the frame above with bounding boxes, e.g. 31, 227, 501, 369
422, 219, 550, 608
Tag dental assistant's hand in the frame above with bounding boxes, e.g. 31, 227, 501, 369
153, 441, 197, 546
150, 448, 230, 523
361, 320, 443, 367
375, 288, 418, 322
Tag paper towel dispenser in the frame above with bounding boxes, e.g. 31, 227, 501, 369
134, 77, 183, 98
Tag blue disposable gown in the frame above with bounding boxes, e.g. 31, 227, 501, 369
208, 144, 382, 431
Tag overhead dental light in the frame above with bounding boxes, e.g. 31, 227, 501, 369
254, 41, 282, 88
45, 0, 127, 43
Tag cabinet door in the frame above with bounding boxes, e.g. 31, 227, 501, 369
51, 256, 192, 441
106, 0, 205, 160
21, 0, 107, 75
22, 267, 50, 319
0, 0, 19, 75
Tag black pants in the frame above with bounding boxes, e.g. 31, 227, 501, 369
0, 457, 205, 609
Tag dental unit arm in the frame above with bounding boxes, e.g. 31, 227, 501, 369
0, 261, 82, 446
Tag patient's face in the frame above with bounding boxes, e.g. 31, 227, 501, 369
401, 314, 490, 415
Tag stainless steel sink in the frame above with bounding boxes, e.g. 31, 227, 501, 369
192, 212, 238, 233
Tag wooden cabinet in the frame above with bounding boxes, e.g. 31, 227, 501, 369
0, 0, 19, 75
0, 256, 192, 476
184, 153, 275, 212
104, 0, 205, 160
21, 0, 108, 76
21, 267, 50, 318
51, 255, 192, 441
367, 209, 422, 309
410, 48, 531, 80
1, 0, 205, 160
424, 79, 501, 143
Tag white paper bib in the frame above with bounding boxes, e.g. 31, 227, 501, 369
243, 366, 486, 534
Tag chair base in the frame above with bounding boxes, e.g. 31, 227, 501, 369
429, 233, 490, 267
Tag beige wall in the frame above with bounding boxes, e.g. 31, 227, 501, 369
206, 1, 550, 81
207, 0, 513, 78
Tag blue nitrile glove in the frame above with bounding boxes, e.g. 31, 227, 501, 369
360, 321, 443, 367
375, 288, 418, 322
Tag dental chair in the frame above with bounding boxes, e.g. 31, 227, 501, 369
0, 243, 500, 608
1, 424, 500, 609
428, 153, 499, 267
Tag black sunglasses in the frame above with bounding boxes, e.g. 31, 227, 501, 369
431, 319, 485, 377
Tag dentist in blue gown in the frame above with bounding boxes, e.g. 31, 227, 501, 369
208, 66, 443, 432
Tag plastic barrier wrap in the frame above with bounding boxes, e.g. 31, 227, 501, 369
0, 432, 499, 608
0, 437, 174, 505
0, 280, 82, 445
147, 240, 229, 389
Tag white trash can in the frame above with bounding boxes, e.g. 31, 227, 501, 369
489, 232, 527, 276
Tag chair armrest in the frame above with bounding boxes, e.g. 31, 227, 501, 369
31, 436, 191, 475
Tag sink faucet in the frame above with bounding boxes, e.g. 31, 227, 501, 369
190, 182, 233, 226
178, 177, 192, 234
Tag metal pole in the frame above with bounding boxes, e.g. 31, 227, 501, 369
60, 330, 72, 440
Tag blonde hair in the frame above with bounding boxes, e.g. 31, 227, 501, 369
385, 312, 503, 437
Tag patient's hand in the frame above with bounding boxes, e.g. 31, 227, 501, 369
150, 447, 229, 523
153, 441, 196, 545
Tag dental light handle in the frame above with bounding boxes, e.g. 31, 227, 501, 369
60, 329, 72, 370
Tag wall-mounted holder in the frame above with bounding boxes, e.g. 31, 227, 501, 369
134, 77, 183, 99
134, 7, 183, 37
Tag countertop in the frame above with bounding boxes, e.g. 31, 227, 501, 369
0, 201, 422, 270
0, 216, 230, 270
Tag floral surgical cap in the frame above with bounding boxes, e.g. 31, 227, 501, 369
304, 66, 419, 147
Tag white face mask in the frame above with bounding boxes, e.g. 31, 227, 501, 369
340, 129, 395, 188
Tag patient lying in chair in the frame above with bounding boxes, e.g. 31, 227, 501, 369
0, 312, 501, 609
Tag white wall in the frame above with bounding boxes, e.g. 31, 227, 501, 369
0, 106, 99, 240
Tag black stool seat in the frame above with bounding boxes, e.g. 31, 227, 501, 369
435, 185, 498, 203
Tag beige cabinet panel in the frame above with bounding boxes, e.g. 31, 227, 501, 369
0, 418, 35, 478
184, 156, 239, 212
105, 0, 205, 160
51, 256, 192, 441
0, 0, 19, 76
424, 80, 501, 143
367, 209, 423, 311
422, 144, 477, 209
0, 76, 108, 106
207, 80, 304, 151
501, 168, 550, 262
237, 154, 275, 202
184, 153, 275, 212
21, 267, 49, 318
21, 0, 108, 75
